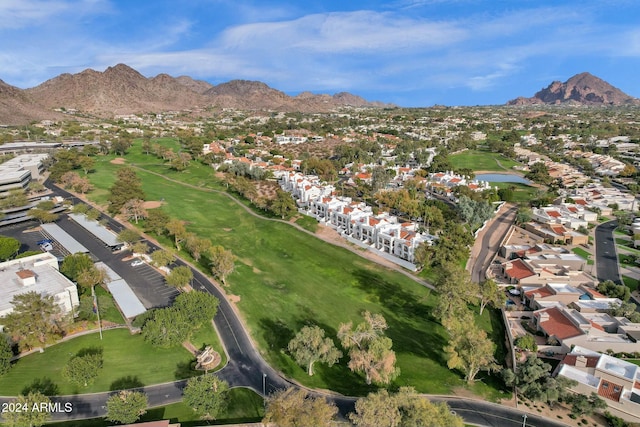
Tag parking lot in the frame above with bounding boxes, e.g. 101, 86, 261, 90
0, 220, 67, 260
1, 215, 179, 310
128, 261, 180, 308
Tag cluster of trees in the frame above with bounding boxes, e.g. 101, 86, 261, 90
414, 221, 474, 270
28, 199, 60, 224
105, 390, 148, 425
59, 171, 93, 194
287, 312, 400, 386
502, 355, 606, 416
49, 146, 98, 182
140, 291, 219, 348
183, 375, 230, 420
141, 136, 195, 171
431, 264, 505, 384
262, 387, 464, 427
456, 195, 494, 229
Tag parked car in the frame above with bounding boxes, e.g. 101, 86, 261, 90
40, 242, 53, 251
131, 259, 145, 267
37, 239, 53, 246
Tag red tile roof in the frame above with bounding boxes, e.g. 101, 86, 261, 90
535, 307, 584, 340
525, 286, 554, 299
551, 225, 567, 235
562, 354, 600, 368
547, 210, 561, 218
598, 379, 623, 402
505, 259, 535, 281
16, 269, 35, 279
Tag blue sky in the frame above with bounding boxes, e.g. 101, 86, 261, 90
1, 0, 640, 107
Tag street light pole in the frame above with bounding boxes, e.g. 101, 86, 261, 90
262, 373, 267, 396
522, 413, 527, 427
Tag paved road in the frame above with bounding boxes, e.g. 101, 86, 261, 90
469, 203, 517, 283
0, 183, 569, 426
595, 220, 623, 285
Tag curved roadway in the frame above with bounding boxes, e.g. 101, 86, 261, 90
1, 182, 569, 426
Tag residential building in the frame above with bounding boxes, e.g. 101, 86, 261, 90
557, 346, 640, 422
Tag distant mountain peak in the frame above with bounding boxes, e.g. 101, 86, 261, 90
508, 72, 639, 106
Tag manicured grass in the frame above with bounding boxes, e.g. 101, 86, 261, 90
189, 321, 228, 369
0, 328, 199, 395
623, 276, 640, 292
571, 247, 594, 265
84, 143, 507, 398
619, 253, 638, 267
43, 387, 264, 427
490, 181, 538, 203
449, 149, 521, 172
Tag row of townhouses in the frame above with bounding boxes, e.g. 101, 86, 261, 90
280, 172, 436, 269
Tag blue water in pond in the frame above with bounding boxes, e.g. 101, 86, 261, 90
475, 173, 532, 185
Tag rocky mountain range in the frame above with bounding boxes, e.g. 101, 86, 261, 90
507, 72, 639, 106
0, 64, 387, 125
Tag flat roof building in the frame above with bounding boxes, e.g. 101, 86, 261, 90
0, 252, 79, 319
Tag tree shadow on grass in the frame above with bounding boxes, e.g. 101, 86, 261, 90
351, 269, 447, 366
110, 376, 144, 391
21, 377, 60, 396
75, 346, 104, 358
174, 360, 199, 380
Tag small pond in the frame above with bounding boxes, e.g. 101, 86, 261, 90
475, 173, 532, 185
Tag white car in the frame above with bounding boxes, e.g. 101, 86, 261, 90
131, 259, 145, 267
40, 243, 53, 251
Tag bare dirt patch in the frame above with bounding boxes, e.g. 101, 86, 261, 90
141, 200, 163, 209
110, 157, 126, 165
228, 294, 241, 303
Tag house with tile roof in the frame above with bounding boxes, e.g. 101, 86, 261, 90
557, 346, 640, 422
532, 305, 640, 355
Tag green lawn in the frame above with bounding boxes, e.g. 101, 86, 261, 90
571, 247, 594, 266
42, 387, 264, 427
0, 328, 204, 395
449, 149, 521, 172
623, 276, 640, 292
490, 181, 538, 203
82, 141, 507, 398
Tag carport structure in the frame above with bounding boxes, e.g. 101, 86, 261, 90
41, 222, 90, 256
95, 262, 147, 319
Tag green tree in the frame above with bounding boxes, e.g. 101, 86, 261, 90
433, 264, 478, 322
144, 208, 170, 235
445, 321, 497, 384
117, 228, 141, 245
63, 351, 103, 387
208, 245, 235, 285
108, 166, 145, 215
185, 234, 211, 262
598, 280, 631, 301
263, 388, 338, 427
288, 325, 342, 376
502, 355, 576, 405
131, 241, 149, 255
28, 207, 59, 224
120, 199, 147, 224
569, 392, 607, 417
166, 218, 187, 250
165, 265, 193, 288
1, 292, 64, 351
77, 155, 95, 175
150, 249, 175, 268
270, 189, 297, 219
141, 307, 190, 347
349, 387, 464, 427
1, 391, 51, 427
183, 375, 229, 419
0, 334, 13, 375
349, 389, 401, 427
338, 312, 399, 385
60, 253, 94, 282
173, 291, 220, 328
514, 334, 537, 352
75, 265, 107, 291
0, 236, 20, 261
478, 279, 506, 315
105, 390, 147, 425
